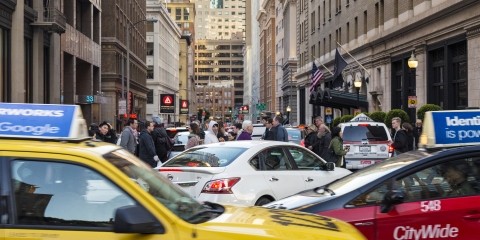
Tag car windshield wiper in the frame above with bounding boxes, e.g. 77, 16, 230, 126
186, 202, 224, 223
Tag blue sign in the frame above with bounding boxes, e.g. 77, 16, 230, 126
326, 115, 332, 124
431, 111, 480, 145
0, 103, 78, 138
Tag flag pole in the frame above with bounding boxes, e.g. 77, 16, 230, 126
311, 53, 333, 75
336, 42, 370, 76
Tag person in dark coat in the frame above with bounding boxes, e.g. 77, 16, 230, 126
137, 121, 159, 167
94, 121, 118, 144
262, 117, 275, 140
402, 122, 415, 151
304, 124, 319, 151
316, 124, 332, 161
151, 122, 173, 163
391, 117, 408, 155
413, 119, 423, 148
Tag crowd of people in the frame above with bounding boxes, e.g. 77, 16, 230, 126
87, 114, 423, 169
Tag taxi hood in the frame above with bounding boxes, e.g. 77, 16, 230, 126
200, 205, 364, 239
264, 190, 334, 211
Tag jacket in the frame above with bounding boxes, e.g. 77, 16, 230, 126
273, 124, 288, 142
152, 127, 172, 162
330, 136, 348, 165
392, 129, 409, 154
120, 126, 137, 154
204, 121, 220, 144
237, 131, 252, 140
138, 130, 157, 167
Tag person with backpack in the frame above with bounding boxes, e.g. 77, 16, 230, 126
151, 122, 173, 163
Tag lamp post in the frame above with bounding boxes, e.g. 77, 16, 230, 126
125, 18, 157, 117
354, 78, 362, 110
407, 51, 418, 120
286, 105, 291, 124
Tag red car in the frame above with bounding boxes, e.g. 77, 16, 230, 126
266, 110, 480, 240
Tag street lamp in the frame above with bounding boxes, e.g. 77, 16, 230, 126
286, 105, 291, 124
125, 18, 158, 117
408, 51, 418, 121
354, 77, 362, 110
408, 51, 418, 69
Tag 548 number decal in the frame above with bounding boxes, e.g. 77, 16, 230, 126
420, 200, 441, 212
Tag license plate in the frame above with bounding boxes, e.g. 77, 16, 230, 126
360, 160, 373, 165
359, 146, 371, 152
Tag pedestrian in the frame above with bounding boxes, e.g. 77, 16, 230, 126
391, 117, 408, 155
402, 122, 415, 151
94, 121, 118, 144
193, 120, 206, 140
119, 118, 138, 154
204, 121, 220, 144
413, 119, 423, 148
272, 116, 288, 142
314, 116, 324, 129
304, 124, 319, 151
231, 122, 242, 140
262, 117, 275, 140
237, 120, 253, 140
151, 122, 173, 163
329, 126, 349, 167
185, 122, 202, 149
137, 121, 160, 167
316, 124, 332, 161
216, 121, 229, 142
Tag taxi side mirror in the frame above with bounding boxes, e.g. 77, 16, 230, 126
114, 205, 165, 234
380, 190, 405, 213
324, 162, 335, 171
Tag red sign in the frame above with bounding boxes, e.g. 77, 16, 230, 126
180, 100, 189, 114
160, 94, 175, 113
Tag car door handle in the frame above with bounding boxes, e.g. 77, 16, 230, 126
269, 177, 279, 182
305, 177, 314, 182
354, 222, 374, 226
464, 214, 480, 221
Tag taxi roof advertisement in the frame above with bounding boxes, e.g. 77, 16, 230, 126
423, 110, 480, 148
0, 103, 80, 139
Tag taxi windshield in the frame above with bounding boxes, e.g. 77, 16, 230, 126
103, 150, 209, 222
320, 150, 433, 194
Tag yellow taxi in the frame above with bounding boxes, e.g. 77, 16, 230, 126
0, 103, 365, 240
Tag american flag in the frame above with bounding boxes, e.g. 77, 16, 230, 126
309, 62, 323, 93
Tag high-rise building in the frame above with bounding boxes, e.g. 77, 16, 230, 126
101, 0, 149, 128
194, 0, 246, 122
146, 0, 181, 125
1, 0, 102, 125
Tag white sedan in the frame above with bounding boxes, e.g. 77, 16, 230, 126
156, 140, 351, 206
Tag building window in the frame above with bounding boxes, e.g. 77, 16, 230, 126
184, 8, 190, 20
427, 40, 467, 110
176, 9, 182, 21
147, 90, 153, 104
147, 66, 154, 79
147, 43, 154, 56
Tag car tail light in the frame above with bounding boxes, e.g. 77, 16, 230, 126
201, 177, 241, 194
158, 168, 182, 172
388, 144, 394, 153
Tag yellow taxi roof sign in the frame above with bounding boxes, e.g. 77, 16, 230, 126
420, 109, 480, 149
0, 103, 88, 140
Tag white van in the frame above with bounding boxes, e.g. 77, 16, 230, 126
340, 114, 393, 170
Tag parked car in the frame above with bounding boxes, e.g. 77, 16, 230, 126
340, 113, 393, 170
166, 127, 189, 139
157, 140, 351, 206
170, 131, 191, 158
286, 127, 305, 145
252, 123, 266, 140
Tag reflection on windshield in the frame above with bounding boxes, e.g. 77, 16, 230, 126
320, 151, 432, 194
103, 150, 206, 222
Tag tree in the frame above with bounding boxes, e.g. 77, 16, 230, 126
385, 109, 410, 129
417, 104, 442, 122
369, 111, 387, 123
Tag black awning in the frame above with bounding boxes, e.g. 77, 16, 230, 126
309, 89, 368, 109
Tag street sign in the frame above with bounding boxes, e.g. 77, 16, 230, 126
326, 115, 332, 124
180, 100, 189, 115
325, 107, 332, 115
160, 94, 175, 113
118, 100, 126, 115
408, 96, 417, 108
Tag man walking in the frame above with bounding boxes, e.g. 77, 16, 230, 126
119, 118, 138, 154
391, 117, 408, 155
272, 116, 288, 142
138, 121, 160, 167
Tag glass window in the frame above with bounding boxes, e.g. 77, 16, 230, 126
163, 147, 247, 167
347, 157, 480, 207
260, 148, 292, 171
342, 125, 389, 142
12, 160, 136, 226
288, 147, 324, 169
176, 8, 182, 20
